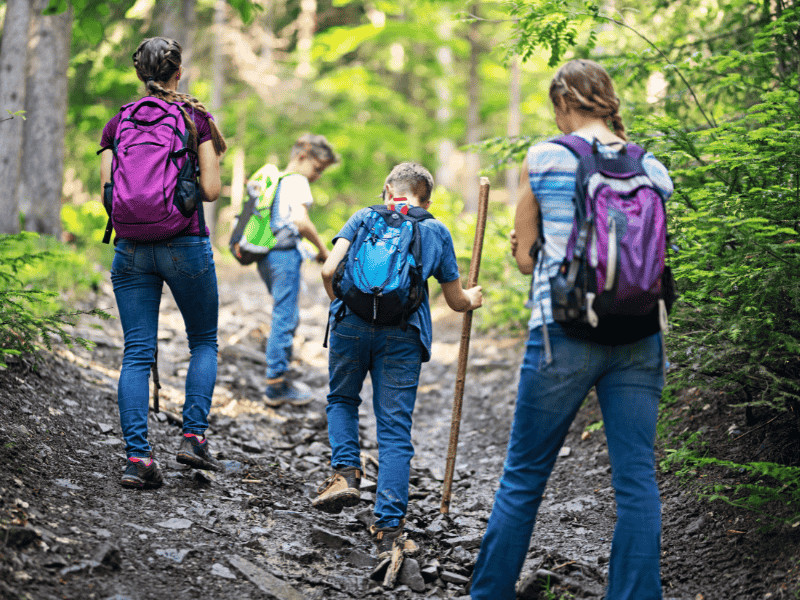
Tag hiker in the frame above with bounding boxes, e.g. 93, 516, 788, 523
232, 135, 336, 407
312, 162, 483, 556
99, 37, 227, 489
469, 59, 674, 599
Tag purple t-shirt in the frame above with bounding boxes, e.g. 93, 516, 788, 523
100, 99, 216, 238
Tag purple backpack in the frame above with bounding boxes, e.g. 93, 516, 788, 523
102, 97, 202, 243
549, 134, 674, 344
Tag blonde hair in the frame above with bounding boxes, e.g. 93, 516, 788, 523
549, 59, 627, 141
133, 37, 227, 155
384, 162, 434, 203
290, 133, 337, 165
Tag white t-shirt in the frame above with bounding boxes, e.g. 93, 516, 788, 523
271, 173, 314, 248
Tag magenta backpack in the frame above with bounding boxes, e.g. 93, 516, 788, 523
102, 97, 203, 243
548, 135, 676, 345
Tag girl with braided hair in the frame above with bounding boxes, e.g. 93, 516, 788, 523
99, 37, 227, 489
470, 59, 673, 599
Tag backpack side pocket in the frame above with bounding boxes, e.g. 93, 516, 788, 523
173, 158, 197, 218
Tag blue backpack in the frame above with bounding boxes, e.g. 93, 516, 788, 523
332, 204, 434, 327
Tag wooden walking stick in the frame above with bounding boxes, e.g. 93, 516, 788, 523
441, 176, 490, 514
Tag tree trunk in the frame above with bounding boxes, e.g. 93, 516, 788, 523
0, 0, 32, 234
295, 0, 317, 78
206, 0, 227, 243
161, 0, 196, 94
18, 2, 72, 237
464, 2, 482, 213
435, 16, 456, 190
506, 55, 521, 205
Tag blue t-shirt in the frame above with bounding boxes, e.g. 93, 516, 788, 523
330, 205, 461, 362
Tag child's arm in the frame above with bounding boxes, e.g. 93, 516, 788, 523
321, 238, 350, 301
292, 204, 329, 263
513, 165, 539, 275
441, 280, 483, 313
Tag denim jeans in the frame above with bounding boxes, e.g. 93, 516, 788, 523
326, 313, 423, 529
257, 248, 302, 380
111, 237, 218, 458
471, 323, 664, 600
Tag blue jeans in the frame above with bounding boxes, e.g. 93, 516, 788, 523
111, 237, 218, 458
257, 248, 302, 380
471, 324, 664, 600
326, 313, 423, 528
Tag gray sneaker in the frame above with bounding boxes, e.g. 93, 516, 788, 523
120, 456, 164, 490
264, 379, 313, 407
176, 434, 218, 471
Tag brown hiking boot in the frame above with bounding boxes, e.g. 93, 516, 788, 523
370, 521, 406, 558
311, 467, 361, 513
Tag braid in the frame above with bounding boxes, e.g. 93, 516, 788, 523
132, 37, 227, 156
609, 112, 627, 141
167, 90, 227, 156
549, 59, 628, 140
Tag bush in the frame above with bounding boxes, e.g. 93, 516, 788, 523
0, 232, 110, 368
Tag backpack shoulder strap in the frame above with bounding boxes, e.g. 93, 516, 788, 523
550, 134, 594, 158
368, 204, 392, 218
625, 143, 647, 161
406, 206, 435, 222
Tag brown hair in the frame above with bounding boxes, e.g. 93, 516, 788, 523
290, 133, 337, 165
132, 37, 227, 155
549, 59, 627, 141
384, 162, 434, 203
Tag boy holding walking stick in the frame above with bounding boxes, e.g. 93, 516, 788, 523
313, 162, 483, 556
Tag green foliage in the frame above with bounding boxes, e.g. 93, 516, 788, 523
1, 110, 26, 123
0, 233, 111, 368
498, 0, 800, 415
645, 76, 800, 413
508, 0, 597, 67
429, 187, 530, 331
61, 201, 110, 246
662, 432, 800, 524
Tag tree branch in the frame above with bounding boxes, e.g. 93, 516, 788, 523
588, 11, 718, 130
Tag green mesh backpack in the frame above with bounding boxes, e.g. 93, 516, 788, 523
229, 164, 293, 265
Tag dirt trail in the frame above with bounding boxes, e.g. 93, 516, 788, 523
0, 255, 797, 599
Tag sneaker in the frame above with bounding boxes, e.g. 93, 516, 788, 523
176, 433, 218, 471
120, 456, 164, 489
311, 467, 361, 513
264, 379, 313, 407
370, 521, 406, 558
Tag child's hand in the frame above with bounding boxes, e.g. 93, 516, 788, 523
509, 229, 519, 255
316, 248, 329, 263
465, 285, 483, 310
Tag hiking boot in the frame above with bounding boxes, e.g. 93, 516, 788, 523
370, 521, 406, 558
264, 379, 313, 407
120, 456, 164, 490
176, 433, 218, 471
311, 467, 361, 513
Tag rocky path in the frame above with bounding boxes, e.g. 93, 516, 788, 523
0, 255, 796, 599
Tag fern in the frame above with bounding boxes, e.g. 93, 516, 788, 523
0, 233, 111, 368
